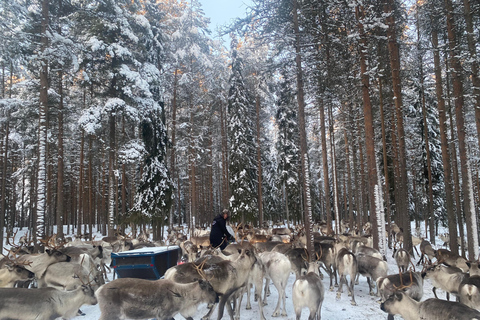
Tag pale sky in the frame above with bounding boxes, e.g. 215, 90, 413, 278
199, 0, 252, 33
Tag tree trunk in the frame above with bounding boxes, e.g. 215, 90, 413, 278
431, 26, 458, 252
88, 136, 94, 240
445, 0, 479, 260
356, 4, 379, 249
292, 0, 314, 260
384, 0, 413, 254
416, 3, 435, 244
108, 112, 116, 237
462, 0, 480, 156
379, 79, 393, 248
220, 101, 229, 209
328, 104, 341, 234
0, 109, 8, 245
56, 70, 65, 239
36, 0, 49, 248
255, 95, 264, 227
319, 99, 332, 234
78, 131, 85, 236
344, 128, 355, 233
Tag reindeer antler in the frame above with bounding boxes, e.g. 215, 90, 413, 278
393, 271, 414, 290
193, 259, 213, 281
1, 248, 32, 268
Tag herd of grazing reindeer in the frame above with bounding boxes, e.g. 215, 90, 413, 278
1, 221, 480, 320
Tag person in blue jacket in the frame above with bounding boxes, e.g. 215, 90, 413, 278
210, 209, 234, 250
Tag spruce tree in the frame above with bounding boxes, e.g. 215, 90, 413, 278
130, 109, 174, 233
227, 41, 257, 223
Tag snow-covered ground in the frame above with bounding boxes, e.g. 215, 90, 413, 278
2, 226, 448, 320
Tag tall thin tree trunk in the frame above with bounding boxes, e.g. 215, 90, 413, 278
431, 26, 458, 252
88, 136, 94, 240
292, 0, 314, 260
356, 4, 379, 249
169, 69, 178, 229
108, 112, 116, 237
220, 102, 229, 209
78, 131, 85, 237
379, 79, 393, 248
416, 2, 435, 244
56, 70, 65, 239
384, 0, 413, 254
328, 104, 341, 234
462, 0, 480, 154
255, 95, 264, 227
344, 128, 354, 233
445, 0, 479, 260
0, 110, 8, 244
36, 0, 49, 248
319, 99, 332, 234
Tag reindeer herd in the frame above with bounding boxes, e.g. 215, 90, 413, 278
1, 221, 480, 320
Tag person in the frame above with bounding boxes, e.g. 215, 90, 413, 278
210, 209, 234, 250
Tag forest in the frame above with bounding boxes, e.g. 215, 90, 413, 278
0, 0, 479, 258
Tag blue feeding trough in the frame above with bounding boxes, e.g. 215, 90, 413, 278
111, 246, 182, 280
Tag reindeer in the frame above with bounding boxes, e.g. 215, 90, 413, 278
335, 248, 357, 306
377, 271, 424, 303
96, 278, 218, 320
0, 250, 35, 288
435, 248, 469, 272
255, 241, 284, 253
281, 247, 309, 279
258, 251, 291, 317
381, 291, 480, 320
459, 274, 480, 311
38, 261, 104, 291
164, 248, 257, 320
246, 231, 270, 244
393, 247, 411, 273
355, 253, 388, 296
0, 285, 97, 319
190, 235, 211, 248
314, 241, 337, 290
417, 239, 435, 266
16, 247, 71, 279
422, 264, 466, 300
292, 262, 324, 320
354, 245, 383, 260
467, 261, 480, 276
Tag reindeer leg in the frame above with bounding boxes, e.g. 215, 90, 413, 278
416, 253, 424, 266
217, 289, 236, 320
336, 275, 345, 300
202, 301, 218, 320
432, 287, 439, 299
349, 276, 357, 306
245, 283, 252, 310
281, 284, 287, 316
263, 278, 270, 306
329, 267, 334, 291
367, 277, 374, 295
272, 283, 282, 317
255, 283, 266, 320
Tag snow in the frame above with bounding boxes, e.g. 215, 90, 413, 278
2, 224, 446, 320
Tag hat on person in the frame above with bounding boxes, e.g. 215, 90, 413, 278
222, 209, 229, 216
